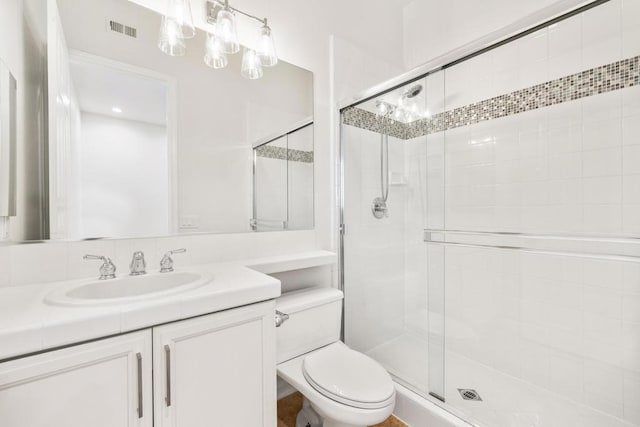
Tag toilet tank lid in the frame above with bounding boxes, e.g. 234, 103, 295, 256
276, 287, 343, 314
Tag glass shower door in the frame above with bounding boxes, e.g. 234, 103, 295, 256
340, 74, 448, 402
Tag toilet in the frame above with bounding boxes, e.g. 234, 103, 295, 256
276, 287, 395, 427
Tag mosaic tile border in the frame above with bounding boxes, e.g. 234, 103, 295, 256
341, 108, 408, 140
343, 55, 640, 140
255, 145, 314, 163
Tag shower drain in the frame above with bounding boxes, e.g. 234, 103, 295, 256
458, 388, 482, 401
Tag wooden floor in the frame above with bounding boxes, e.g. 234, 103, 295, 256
277, 392, 408, 427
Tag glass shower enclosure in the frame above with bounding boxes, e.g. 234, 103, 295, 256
339, 1, 640, 426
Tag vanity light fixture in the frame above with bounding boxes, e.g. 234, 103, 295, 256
112, 107, 122, 113
157, 0, 278, 79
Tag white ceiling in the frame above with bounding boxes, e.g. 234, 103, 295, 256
70, 60, 167, 126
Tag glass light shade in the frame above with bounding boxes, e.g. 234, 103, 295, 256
166, 0, 195, 39
204, 32, 228, 69
241, 48, 263, 80
158, 16, 187, 56
215, 8, 240, 54
256, 25, 277, 66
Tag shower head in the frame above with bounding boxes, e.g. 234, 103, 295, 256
402, 84, 423, 99
376, 100, 396, 116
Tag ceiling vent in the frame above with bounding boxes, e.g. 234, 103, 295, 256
107, 19, 137, 39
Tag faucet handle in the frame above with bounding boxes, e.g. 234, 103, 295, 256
129, 251, 147, 276
83, 254, 116, 280
160, 248, 186, 273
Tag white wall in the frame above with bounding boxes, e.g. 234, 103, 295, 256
76, 112, 169, 239
0, 0, 47, 241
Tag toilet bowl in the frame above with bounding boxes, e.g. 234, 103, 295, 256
276, 288, 395, 427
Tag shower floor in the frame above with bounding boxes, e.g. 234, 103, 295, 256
366, 333, 636, 427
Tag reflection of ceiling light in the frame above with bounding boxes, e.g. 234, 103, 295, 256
157, 0, 278, 79
112, 107, 122, 113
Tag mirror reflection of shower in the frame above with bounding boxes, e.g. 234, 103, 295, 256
371, 84, 423, 219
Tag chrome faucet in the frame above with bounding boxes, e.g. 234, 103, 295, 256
129, 251, 147, 276
83, 255, 116, 280
160, 248, 186, 273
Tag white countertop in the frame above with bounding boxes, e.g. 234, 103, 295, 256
0, 250, 337, 361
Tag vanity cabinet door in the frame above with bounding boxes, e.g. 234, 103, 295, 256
0, 330, 152, 427
153, 300, 276, 427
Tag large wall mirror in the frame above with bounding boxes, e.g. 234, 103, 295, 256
7, 0, 314, 241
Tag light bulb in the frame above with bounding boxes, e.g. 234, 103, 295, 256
215, 4, 239, 54
166, 0, 195, 39
256, 22, 277, 67
158, 16, 186, 56
204, 31, 228, 69
241, 48, 263, 80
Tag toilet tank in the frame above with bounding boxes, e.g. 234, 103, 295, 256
275, 287, 343, 364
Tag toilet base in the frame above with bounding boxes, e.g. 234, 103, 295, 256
299, 398, 367, 427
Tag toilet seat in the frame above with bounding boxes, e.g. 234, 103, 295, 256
302, 343, 395, 410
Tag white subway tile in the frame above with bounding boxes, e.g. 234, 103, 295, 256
521, 28, 549, 63
622, 0, 640, 57
583, 90, 622, 122
548, 351, 584, 400
583, 204, 622, 234
583, 259, 624, 290
623, 87, 640, 117
623, 294, 640, 322
584, 358, 624, 404
583, 176, 623, 204
623, 145, 640, 174
584, 286, 623, 317
622, 115, 640, 146
623, 175, 640, 204
582, 0, 622, 69
623, 263, 640, 294
583, 118, 622, 151
623, 204, 640, 234
583, 147, 622, 177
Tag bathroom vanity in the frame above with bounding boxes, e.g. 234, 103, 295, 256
0, 251, 336, 427
0, 261, 285, 427
0, 302, 275, 427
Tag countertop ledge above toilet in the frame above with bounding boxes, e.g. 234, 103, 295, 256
0, 250, 337, 361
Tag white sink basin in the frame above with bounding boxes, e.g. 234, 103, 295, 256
45, 272, 213, 306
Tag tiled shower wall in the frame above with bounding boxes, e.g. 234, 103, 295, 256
434, 1, 640, 425
342, 126, 409, 353
343, 0, 640, 425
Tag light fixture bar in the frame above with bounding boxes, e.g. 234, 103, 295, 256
206, 0, 266, 26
